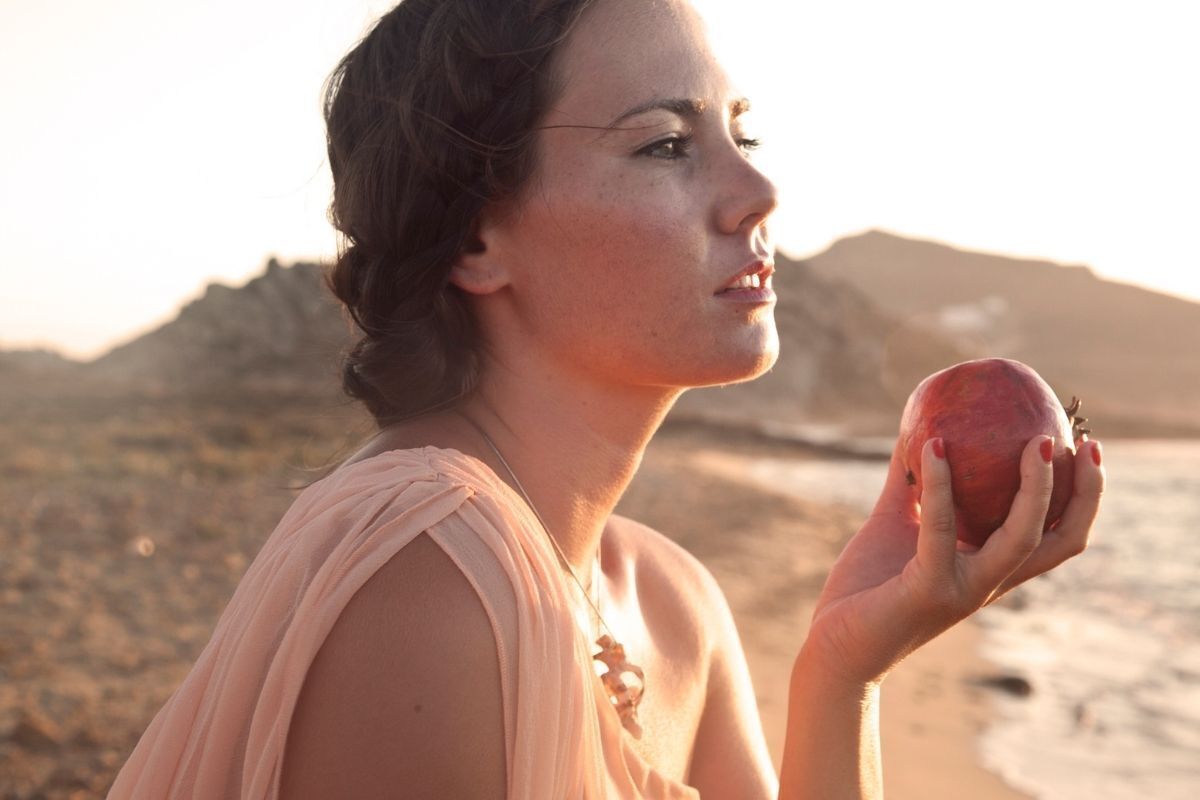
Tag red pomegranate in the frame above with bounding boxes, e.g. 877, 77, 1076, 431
898, 358, 1087, 547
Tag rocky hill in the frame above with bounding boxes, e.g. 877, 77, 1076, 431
86, 258, 350, 395
0, 348, 88, 401
0, 348, 80, 376
805, 230, 1200, 436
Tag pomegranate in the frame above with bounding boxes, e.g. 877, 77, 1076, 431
897, 358, 1089, 547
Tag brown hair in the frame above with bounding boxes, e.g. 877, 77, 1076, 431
322, 0, 597, 428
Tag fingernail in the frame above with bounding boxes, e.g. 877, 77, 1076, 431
1040, 437, 1054, 463
1091, 440, 1102, 466
931, 437, 946, 459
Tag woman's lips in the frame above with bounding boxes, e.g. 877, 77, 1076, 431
715, 274, 776, 303
716, 260, 775, 294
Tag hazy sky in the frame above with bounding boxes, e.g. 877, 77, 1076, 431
2, 0, 1197, 358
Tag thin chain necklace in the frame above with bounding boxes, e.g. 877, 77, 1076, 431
457, 412, 646, 739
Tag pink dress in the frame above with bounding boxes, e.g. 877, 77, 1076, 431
108, 446, 700, 799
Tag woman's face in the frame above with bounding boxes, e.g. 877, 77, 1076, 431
478, 0, 780, 392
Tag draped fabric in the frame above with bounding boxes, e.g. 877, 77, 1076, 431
109, 447, 699, 799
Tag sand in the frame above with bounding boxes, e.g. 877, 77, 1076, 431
0, 397, 1029, 797
880, 623, 1031, 800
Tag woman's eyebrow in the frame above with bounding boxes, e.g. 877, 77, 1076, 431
605, 96, 751, 129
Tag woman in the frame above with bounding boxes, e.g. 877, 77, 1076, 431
110, 0, 1105, 797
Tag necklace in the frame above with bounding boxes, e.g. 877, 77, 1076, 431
458, 413, 646, 739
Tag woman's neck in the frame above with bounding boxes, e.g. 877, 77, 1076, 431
451, 361, 683, 583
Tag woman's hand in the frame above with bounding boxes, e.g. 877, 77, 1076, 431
802, 434, 1105, 687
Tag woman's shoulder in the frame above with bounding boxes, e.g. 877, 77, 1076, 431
305, 417, 523, 520
277, 440, 522, 797
280, 530, 508, 798
287, 443, 505, 535
605, 513, 723, 651
607, 513, 719, 596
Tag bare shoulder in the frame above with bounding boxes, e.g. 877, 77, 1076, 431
606, 513, 723, 648
609, 516, 780, 797
280, 532, 506, 800
608, 513, 721, 596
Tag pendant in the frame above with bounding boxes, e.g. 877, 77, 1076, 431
593, 634, 645, 739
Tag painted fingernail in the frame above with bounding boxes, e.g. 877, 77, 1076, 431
931, 437, 946, 459
1091, 440, 1102, 466
1040, 437, 1054, 463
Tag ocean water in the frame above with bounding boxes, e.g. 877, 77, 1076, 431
742, 439, 1200, 800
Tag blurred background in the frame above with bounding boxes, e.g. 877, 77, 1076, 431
1, 0, 1197, 797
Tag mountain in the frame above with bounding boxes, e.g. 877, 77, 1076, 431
0, 348, 80, 375
0, 348, 87, 400
86, 258, 350, 394
804, 230, 1200, 436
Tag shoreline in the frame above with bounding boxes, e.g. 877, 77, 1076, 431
879, 619, 1031, 800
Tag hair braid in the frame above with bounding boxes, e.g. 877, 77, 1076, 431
322, 0, 596, 426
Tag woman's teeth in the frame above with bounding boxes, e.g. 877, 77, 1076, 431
725, 273, 762, 291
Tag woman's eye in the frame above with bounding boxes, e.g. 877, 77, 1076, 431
638, 133, 761, 160
737, 137, 762, 155
641, 135, 693, 159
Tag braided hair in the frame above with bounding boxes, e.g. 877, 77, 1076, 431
322, 0, 597, 426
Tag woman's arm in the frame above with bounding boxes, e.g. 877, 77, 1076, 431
280, 533, 507, 799
775, 435, 1104, 799
778, 652, 881, 799
687, 565, 780, 798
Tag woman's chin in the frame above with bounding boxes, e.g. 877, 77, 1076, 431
729, 324, 780, 375
713, 347, 779, 387
580, 321, 780, 390
674, 335, 781, 389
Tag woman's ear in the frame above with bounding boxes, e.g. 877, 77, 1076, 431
448, 206, 511, 296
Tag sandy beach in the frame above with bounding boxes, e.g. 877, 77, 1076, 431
1, 396, 1028, 797
879, 622, 1030, 799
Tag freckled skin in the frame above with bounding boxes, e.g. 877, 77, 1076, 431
456, 0, 780, 393
898, 358, 1077, 546
432, 5, 781, 775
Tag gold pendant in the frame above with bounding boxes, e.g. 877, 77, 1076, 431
593, 634, 645, 739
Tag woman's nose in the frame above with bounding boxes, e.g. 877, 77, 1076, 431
715, 148, 779, 236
